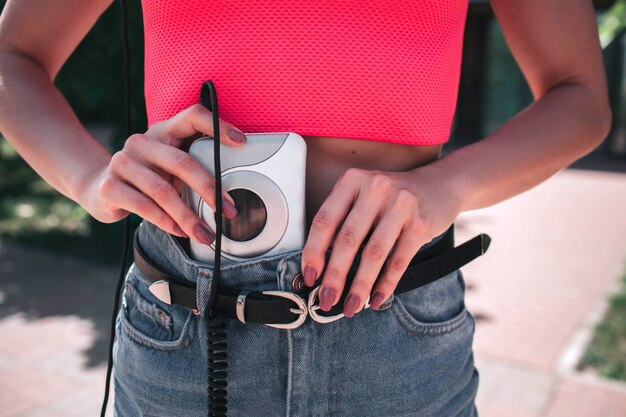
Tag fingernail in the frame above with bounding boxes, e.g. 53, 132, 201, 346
303, 266, 317, 286
227, 128, 247, 143
319, 287, 336, 311
194, 223, 215, 245
369, 291, 385, 311
343, 293, 360, 317
173, 224, 188, 237
221, 198, 238, 219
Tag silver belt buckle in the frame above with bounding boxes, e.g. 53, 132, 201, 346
307, 286, 370, 324
237, 286, 371, 330
259, 290, 308, 329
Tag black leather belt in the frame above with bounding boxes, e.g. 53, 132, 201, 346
133, 224, 491, 329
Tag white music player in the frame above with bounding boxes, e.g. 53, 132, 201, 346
183, 132, 307, 265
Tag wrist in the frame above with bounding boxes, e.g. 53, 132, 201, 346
71, 152, 111, 211
403, 155, 474, 215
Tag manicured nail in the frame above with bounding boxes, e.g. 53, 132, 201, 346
173, 224, 187, 237
194, 223, 215, 245
343, 293, 360, 317
227, 128, 247, 143
319, 287, 336, 311
303, 266, 317, 286
369, 291, 385, 311
221, 198, 238, 219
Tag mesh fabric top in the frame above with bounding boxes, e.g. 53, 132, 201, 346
141, 0, 469, 146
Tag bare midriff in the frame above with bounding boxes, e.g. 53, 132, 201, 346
301, 135, 443, 229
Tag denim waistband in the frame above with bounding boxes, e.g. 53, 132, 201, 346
135, 220, 454, 315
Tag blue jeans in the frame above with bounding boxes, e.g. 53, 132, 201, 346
112, 220, 479, 416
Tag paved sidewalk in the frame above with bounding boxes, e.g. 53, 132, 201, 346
0, 244, 117, 417
0, 165, 625, 416
458, 167, 626, 417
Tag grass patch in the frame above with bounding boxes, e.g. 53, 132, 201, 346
579, 263, 626, 382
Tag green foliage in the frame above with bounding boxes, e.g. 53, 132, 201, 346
580, 264, 626, 381
0, 139, 134, 264
599, 0, 626, 47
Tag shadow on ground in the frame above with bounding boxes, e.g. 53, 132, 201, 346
0, 243, 119, 367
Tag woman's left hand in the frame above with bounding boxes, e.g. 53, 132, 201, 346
300, 167, 462, 317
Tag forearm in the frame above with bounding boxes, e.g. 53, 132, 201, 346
0, 50, 111, 205
412, 82, 612, 213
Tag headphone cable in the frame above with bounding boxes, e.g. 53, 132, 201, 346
99, 0, 132, 415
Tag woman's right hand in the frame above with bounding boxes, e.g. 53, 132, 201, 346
83, 103, 246, 245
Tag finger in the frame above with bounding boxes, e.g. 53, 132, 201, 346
147, 103, 247, 147
316, 189, 386, 313
103, 175, 191, 239
123, 136, 238, 217
112, 152, 221, 244
300, 174, 359, 289
343, 201, 410, 316
172, 176, 184, 195
370, 227, 427, 312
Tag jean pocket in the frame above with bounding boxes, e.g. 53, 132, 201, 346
120, 266, 195, 350
390, 269, 469, 336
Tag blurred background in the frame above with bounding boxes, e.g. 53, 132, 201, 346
0, 0, 625, 416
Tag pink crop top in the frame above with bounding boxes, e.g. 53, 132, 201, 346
141, 0, 469, 146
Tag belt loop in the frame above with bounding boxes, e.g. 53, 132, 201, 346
195, 269, 217, 317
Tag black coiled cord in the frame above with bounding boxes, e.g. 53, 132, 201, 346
205, 310, 229, 416
99, 0, 132, 415
200, 80, 229, 417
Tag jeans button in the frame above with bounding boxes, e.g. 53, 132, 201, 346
291, 272, 306, 294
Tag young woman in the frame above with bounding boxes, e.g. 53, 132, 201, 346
0, 0, 611, 416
